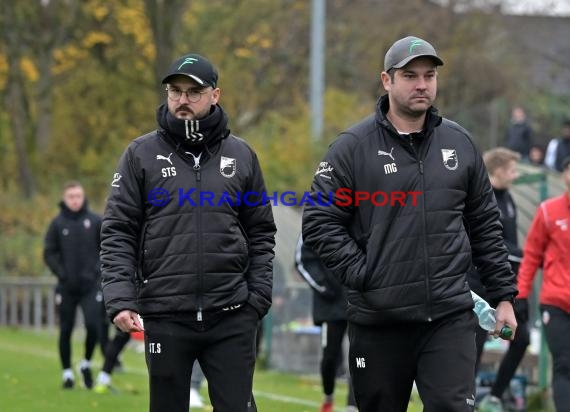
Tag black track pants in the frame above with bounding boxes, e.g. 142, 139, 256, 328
58, 288, 100, 369
144, 304, 259, 412
349, 310, 477, 412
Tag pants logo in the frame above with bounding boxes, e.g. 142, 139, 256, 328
355, 357, 366, 368
148, 342, 162, 354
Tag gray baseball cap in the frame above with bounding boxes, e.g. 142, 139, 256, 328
384, 36, 444, 71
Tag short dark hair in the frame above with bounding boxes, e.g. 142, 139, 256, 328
561, 157, 570, 172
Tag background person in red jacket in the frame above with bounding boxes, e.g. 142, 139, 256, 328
517, 157, 570, 411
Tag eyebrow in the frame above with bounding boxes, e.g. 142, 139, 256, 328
169, 85, 207, 92
401, 68, 437, 74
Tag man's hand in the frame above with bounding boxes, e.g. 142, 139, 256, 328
494, 301, 517, 340
113, 309, 144, 333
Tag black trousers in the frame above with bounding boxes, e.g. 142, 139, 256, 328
57, 288, 100, 370
98, 293, 110, 358
490, 317, 530, 398
144, 304, 259, 412
321, 320, 356, 406
349, 310, 477, 412
541, 305, 570, 411
474, 324, 488, 374
474, 308, 530, 398
102, 328, 131, 374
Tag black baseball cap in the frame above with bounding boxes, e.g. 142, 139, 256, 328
384, 36, 444, 71
161, 53, 218, 88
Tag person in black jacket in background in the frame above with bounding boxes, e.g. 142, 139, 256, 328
44, 181, 102, 389
504, 106, 533, 160
295, 235, 358, 412
302, 36, 518, 412
473, 148, 530, 412
100, 53, 276, 412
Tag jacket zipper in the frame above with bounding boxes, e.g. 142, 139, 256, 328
189, 152, 204, 322
419, 159, 432, 321
410, 135, 432, 321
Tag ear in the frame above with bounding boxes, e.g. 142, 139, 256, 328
211, 87, 221, 105
380, 71, 391, 92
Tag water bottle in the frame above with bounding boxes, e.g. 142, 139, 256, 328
471, 290, 512, 339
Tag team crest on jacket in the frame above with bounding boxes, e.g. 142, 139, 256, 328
220, 156, 236, 178
83, 219, 91, 229
441, 149, 458, 170
315, 161, 334, 179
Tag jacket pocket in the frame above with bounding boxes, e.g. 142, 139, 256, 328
236, 221, 251, 272
236, 221, 250, 251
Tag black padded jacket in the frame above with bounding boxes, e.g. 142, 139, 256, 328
44, 201, 101, 294
302, 95, 517, 326
100, 121, 276, 321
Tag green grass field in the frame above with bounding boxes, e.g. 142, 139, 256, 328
0, 326, 556, 412
0, 327, 425, 412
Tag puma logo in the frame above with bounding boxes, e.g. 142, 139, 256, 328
156, 153, 173, 165
378, 147, 395, 161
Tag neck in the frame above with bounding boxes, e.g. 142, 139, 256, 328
386, 110, 425, 134
489, 177, 504, 190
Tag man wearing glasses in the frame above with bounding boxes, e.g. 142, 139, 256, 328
100, 53, 276, 412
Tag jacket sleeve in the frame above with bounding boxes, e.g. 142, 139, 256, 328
94, 214, 102, 280
302, 134, 367, 290
295, 234, 342, 300
517, 204, 548, 299
100, 144, 144, 320
464, 145, 518, 305
504, 239, 523, 259
503, 196, 524, 270
44, 219, 65, 280
239, 151, 276, 318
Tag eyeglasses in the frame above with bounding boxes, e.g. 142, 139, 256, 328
165, 86, 210, 102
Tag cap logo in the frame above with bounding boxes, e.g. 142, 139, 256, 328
409, 39, 423, 54
178, 57, 198, 70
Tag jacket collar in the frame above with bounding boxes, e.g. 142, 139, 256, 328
375, 94, 442, 137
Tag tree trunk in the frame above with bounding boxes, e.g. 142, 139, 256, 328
35, 49, 54, 153
144, 0, 190, 103
2, 2, 35, 197
6, 74, 35, 198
